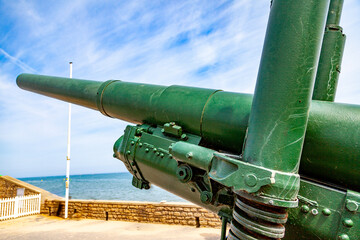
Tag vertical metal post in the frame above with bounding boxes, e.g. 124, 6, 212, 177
220, 217, 227, 240
64, 62, 72, 219
312, 0, 346, 101
229, 1, 330, 239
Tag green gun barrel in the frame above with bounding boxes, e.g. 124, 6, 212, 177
17, 73, 360, 192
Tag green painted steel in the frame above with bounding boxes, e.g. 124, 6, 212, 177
326, 0, 344, 25
113, 124, 225, 213
285, 179, 360, 240
243, 0, 328, 174
170, 141, 214, 171
232, 1, 329, 238
16, 74, 360, 192
16, 74, 100, 110
299, 101, 360, 191
313, 0, 346, 102
114, 123, 360, 239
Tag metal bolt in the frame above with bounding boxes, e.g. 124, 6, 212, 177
268, 200, 274, 205
311, 209, 318, 216
346, 200, 359, 212
343, 218, 354, 228
200, 191, 212, 204
186, 152, 193, 159
139, 143, 143, 148
338, 234, 350, 240
245, 174, 257, 187
181, 134, 188, 140
156, 152, 160, 156
145, 148, 149, 153
169, 154, 173, 159
130, 141, 135, 145
176, 165, 192, 183
301, 205, 310, 213
126, 150, 131, 155
153, 148, 157, 152
160, 153, 164, 158
322, 208, 331, 216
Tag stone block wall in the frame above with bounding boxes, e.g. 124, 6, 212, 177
0, 176, 61, 203
1, 176, 222, 228
42, 199, 222, 228
0, 177, 38, 198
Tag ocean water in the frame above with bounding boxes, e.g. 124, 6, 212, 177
19, 172, 187, 202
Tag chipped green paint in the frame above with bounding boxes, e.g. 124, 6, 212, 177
313, 0, 346, 102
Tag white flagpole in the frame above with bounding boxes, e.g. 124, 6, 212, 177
65, 62, 72, 219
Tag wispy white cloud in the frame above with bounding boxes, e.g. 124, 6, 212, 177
0, 48, 37, 73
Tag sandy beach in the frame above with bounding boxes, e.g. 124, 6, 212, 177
0, 215, 221, 240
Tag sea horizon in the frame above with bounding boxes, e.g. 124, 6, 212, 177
15, 171, 126, 179
19, 172, 188, 203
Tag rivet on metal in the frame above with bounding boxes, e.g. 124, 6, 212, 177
130, 141, 135, 145
160, 153, 164, 158
311, 209, 319, 216
322, 208, 331, 216
338, 234, 350, 240
245, 174, 258, 187
139, 143, 143, 148
346, 200, 359, 212
153, 148, 157, 152
156, 152, 160, 156
126, 150, 131, 155
186, 152, 193, 159
169, 154, 173, 159
181, 134, 188, 140
343, 218, 354, 228
301, 205, 310, 213
268, 200, 274, 205
145, 148, 149, 153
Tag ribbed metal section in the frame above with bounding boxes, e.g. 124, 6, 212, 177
228, 196, 288, 240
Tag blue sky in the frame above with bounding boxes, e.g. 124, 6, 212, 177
1, 1, 359, 178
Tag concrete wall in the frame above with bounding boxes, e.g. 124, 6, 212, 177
43, 199, 222, 228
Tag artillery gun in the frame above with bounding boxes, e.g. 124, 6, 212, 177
17, 0, 359, 239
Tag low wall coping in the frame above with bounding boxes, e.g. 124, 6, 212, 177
48, 198, 197, 207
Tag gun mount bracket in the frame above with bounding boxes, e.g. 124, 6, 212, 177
170, 141, 299, 207
113, 125, 150, 190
